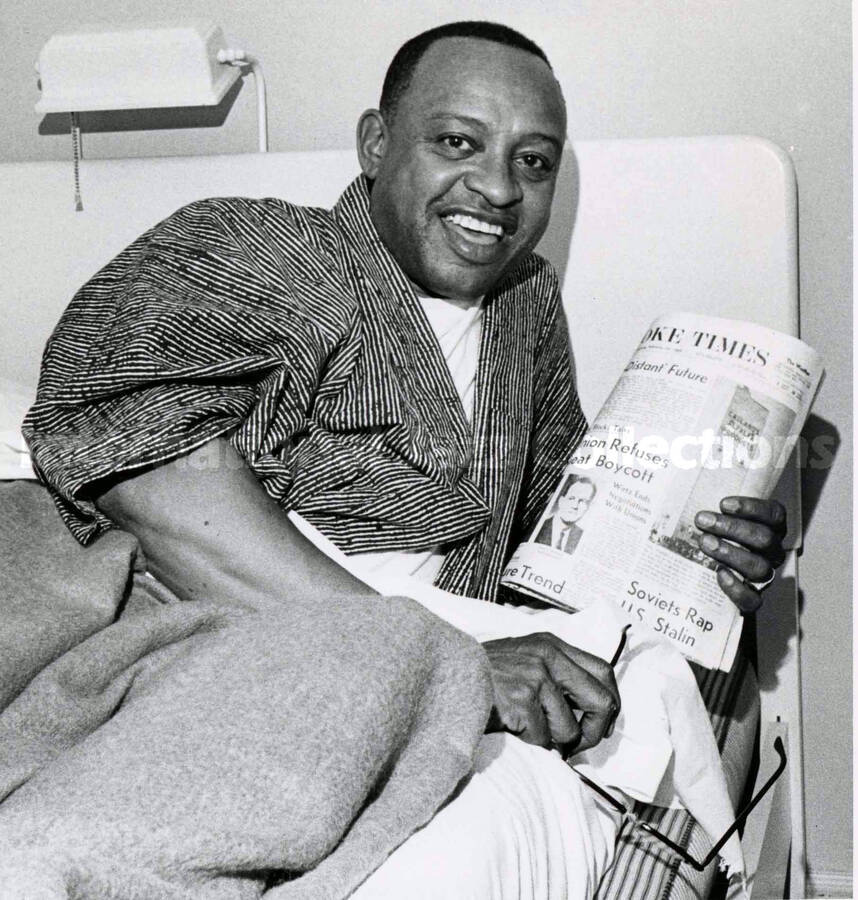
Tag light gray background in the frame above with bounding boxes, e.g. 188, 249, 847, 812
1, 0, 851, 892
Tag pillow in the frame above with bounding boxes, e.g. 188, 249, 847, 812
0, 378, 37, 479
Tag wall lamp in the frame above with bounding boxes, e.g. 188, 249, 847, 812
35, 23, 268, 208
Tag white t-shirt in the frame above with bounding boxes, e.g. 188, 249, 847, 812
349, 294, 485, 584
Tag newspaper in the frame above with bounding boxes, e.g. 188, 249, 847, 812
501, 313, 823, 670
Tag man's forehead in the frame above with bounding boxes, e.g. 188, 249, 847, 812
566, 483, 593, 497
395, 36, 566, 136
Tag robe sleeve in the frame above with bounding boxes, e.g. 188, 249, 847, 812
23, 198, 354, 543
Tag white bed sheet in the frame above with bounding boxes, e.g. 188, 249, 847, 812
351, 733, 618, 900
289, 511, 747, 897
0, 380, 35, 479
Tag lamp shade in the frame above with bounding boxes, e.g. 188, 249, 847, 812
35, 22, 241, 113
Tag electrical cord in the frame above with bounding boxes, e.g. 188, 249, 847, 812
217, 48, 268, 152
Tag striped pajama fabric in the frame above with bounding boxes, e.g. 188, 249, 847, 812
594, 649, 760, 900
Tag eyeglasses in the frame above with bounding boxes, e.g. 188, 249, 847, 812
569, 625, 788, 871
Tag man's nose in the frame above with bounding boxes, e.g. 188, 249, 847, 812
462, 153, 523, 208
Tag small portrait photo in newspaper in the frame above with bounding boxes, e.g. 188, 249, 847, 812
533, 474, 597, 555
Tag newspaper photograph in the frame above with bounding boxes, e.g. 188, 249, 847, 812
501, 312, 823, 670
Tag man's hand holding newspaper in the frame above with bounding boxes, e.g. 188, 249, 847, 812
696, 496, 788, 612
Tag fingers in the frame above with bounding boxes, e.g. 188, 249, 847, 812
518, 636, 621, 750
695, 497, 787, 605
715, 566, 764, 613
695, 507, 785, 556
482, 643, 558, 748
532, 633, 620, 711
697, 531, 777, 582
539, 678, 583, 749
696, 496, 786, 541
695, 499, 785, 611
539, 642, 619, 752
720, 497, 787, 534
482, 634, 621, 754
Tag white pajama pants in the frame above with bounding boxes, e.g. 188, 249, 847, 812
352, 732, 619, 900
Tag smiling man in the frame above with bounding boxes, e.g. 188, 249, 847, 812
25, 21, 785, 763
360, 31, 565, 302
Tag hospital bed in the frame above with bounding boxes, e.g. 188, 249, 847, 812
0, 136, 804, 897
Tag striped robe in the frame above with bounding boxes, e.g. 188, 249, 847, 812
24, 176, 586, 601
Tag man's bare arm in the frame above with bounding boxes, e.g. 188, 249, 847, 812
96, 437, 376, 610
98, 436, 618, 752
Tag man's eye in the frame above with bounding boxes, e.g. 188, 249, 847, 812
517, 153, 553, 173
438, 134, 474, 154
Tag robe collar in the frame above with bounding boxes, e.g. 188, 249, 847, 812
332, 176, 539, 598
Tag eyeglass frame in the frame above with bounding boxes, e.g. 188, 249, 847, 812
568, 624, 788, 872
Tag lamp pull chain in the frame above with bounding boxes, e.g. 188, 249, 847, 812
70, 112, 83, 212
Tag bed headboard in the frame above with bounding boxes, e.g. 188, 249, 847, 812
1, 136, 796, 406
0, 138, 805, 890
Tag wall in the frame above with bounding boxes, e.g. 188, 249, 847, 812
0, 0, 851, 890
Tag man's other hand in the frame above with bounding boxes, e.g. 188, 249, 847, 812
482, 633, 620, 755
695, 496, 787, 613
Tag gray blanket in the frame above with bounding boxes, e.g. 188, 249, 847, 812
0, 482, 492, 899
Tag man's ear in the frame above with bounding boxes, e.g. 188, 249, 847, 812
356, 109, 388, 179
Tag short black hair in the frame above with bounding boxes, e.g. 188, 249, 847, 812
380, 21, 553, 121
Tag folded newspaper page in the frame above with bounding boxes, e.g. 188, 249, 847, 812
501, 313, 823, 670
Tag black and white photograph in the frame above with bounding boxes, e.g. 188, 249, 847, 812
534, 475, 597, 555
0, 2, 850, 898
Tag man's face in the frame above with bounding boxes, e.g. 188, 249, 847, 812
556, 482, 594, 524
361, 37, 566, 301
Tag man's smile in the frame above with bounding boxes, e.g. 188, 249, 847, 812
438, 209, 517, 263
443, 212, 505, 239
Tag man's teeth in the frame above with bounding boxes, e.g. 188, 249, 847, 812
443, 213, 503, 237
